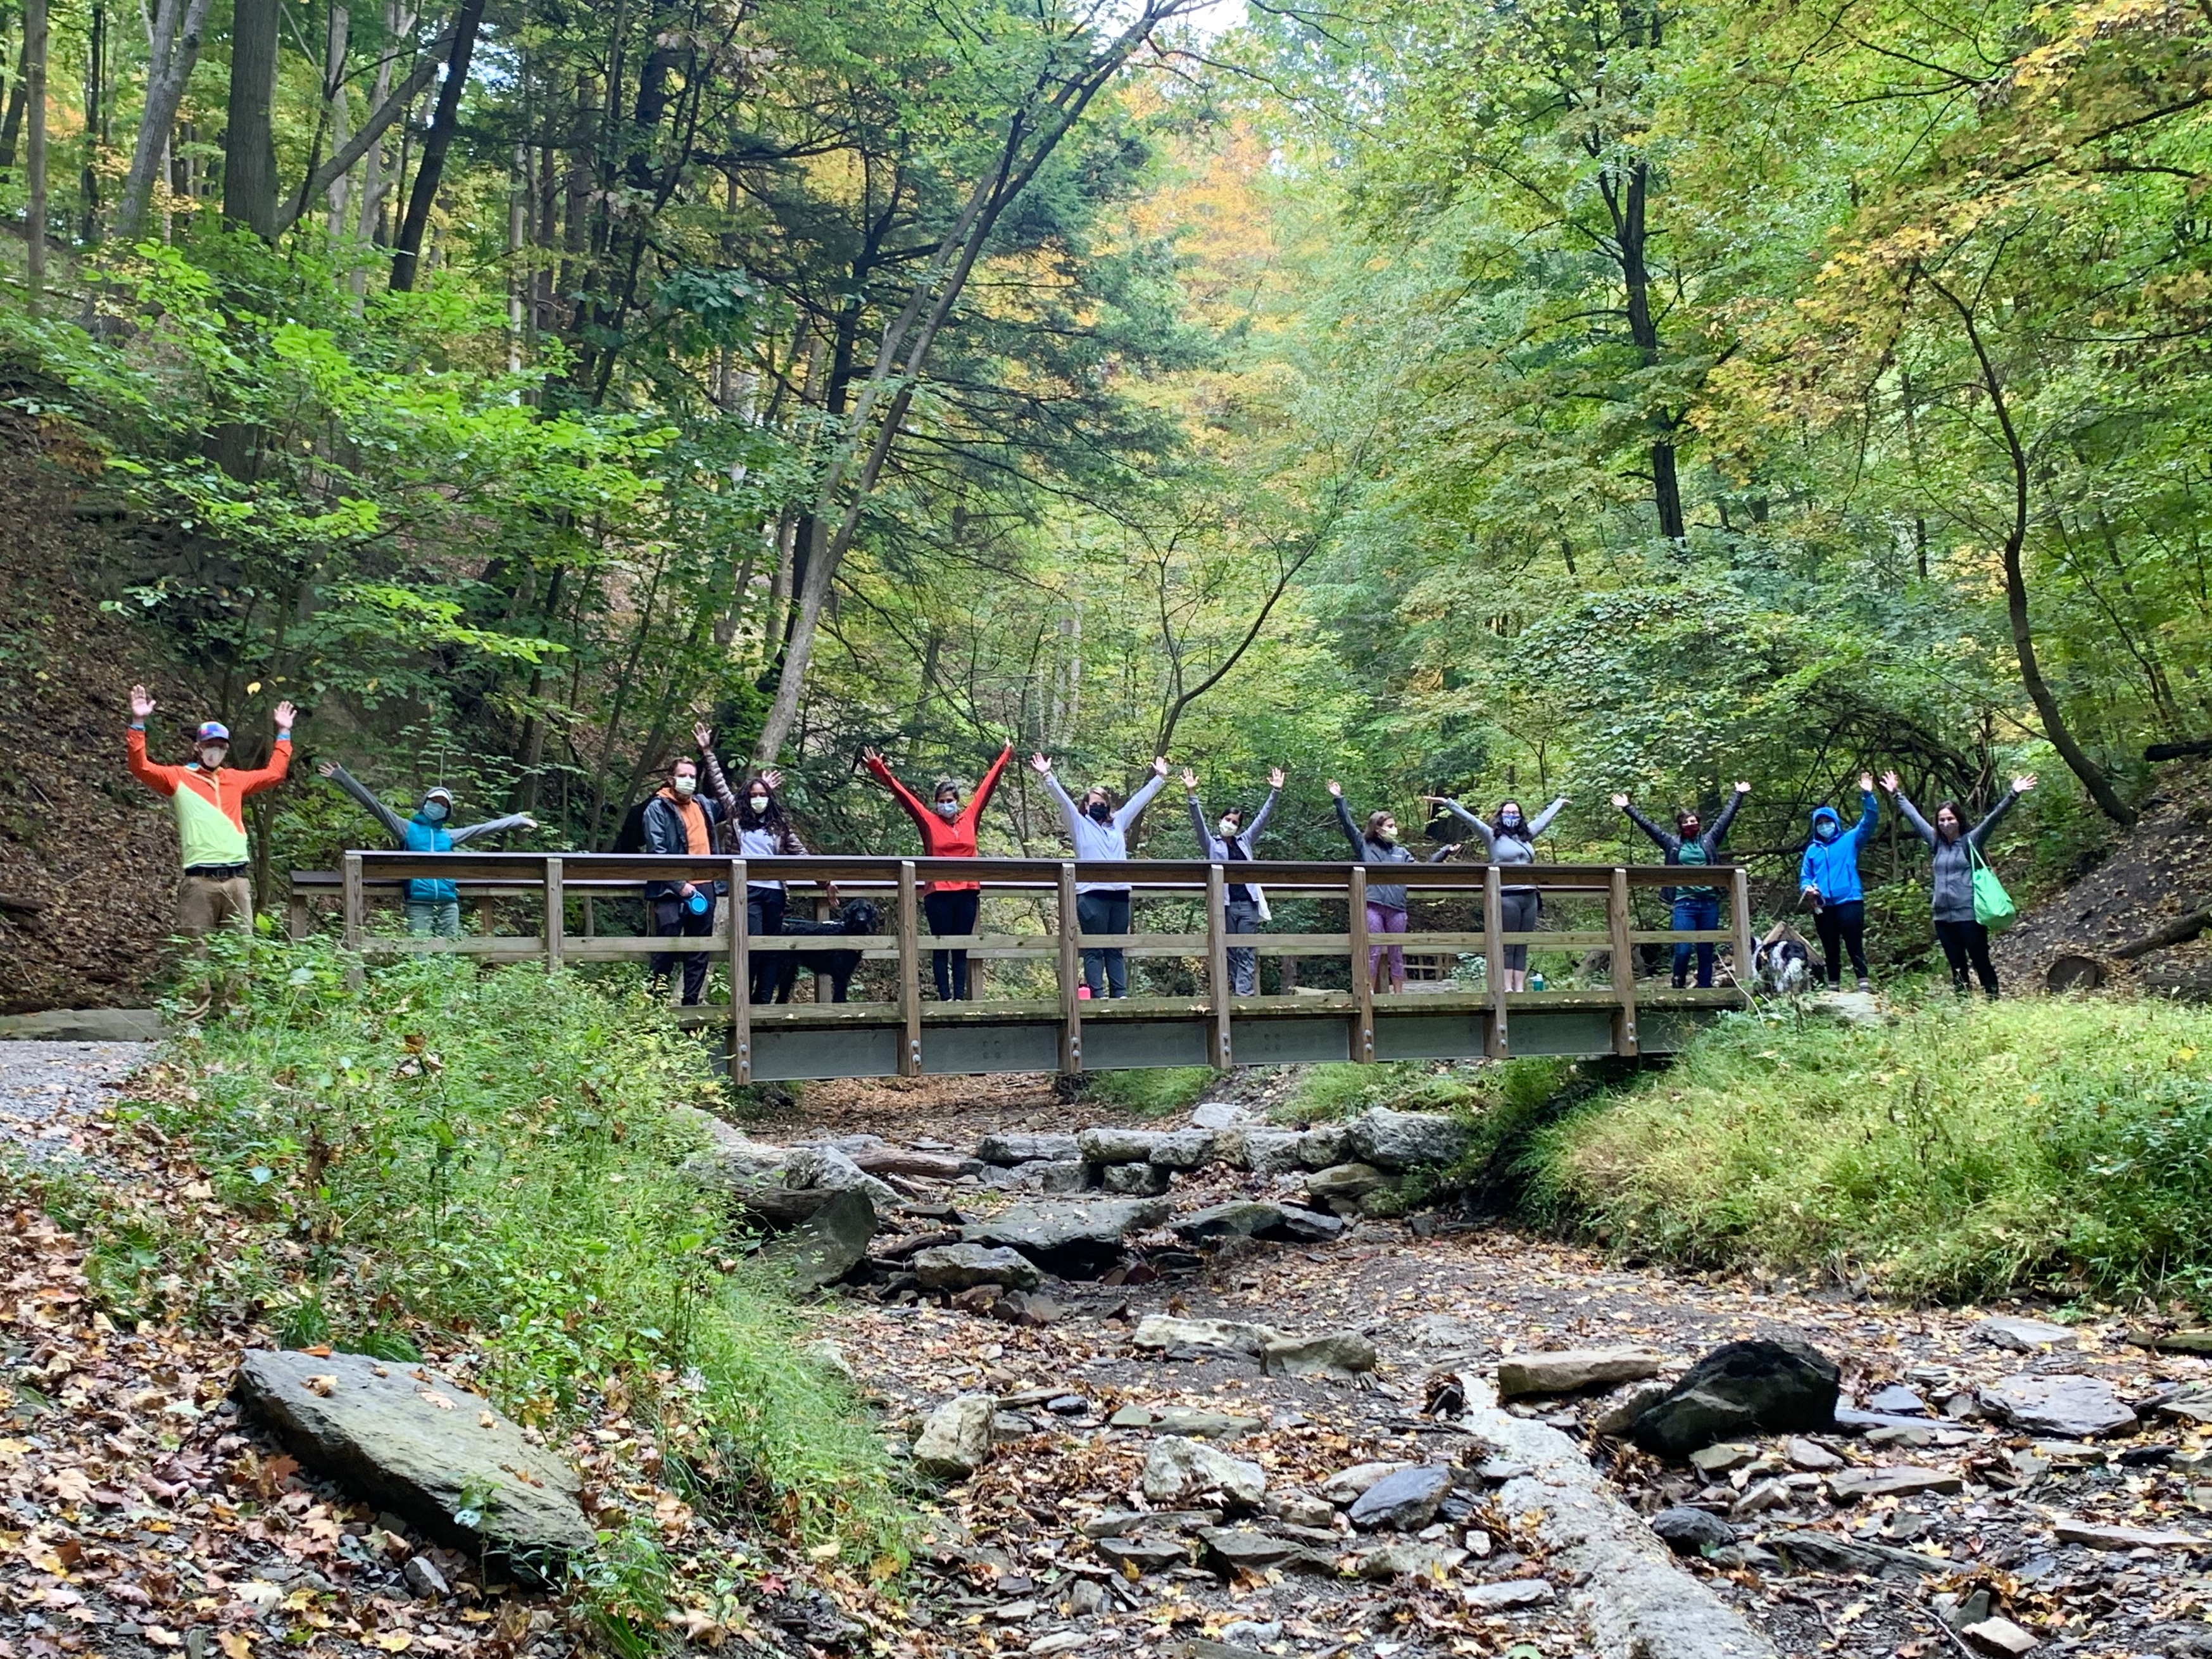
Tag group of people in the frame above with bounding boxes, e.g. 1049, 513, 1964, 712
121, 684, 2038, 1000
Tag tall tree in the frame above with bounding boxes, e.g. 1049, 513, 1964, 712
115, 0, 214, 239
387, 0, 485, 291
223, 0, 280, 236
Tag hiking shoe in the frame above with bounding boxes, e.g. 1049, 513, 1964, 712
1856, 977, 1873, 993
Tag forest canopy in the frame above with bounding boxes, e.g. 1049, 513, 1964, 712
3, 0, 2208, 897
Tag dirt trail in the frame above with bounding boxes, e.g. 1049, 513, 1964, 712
774, 1072, 2212, 1659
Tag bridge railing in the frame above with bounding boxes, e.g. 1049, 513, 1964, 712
295, 852, 1752, 1080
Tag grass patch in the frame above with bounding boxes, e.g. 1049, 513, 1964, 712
1081, 1066, 1215, 1118
1524, 995, 2212, 1308
66, 935, 898, 1562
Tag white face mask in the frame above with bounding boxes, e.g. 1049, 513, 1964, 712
198, 745, 228, 769
936, 800, 960, 819
672, 774, 698, 796
1219, 819, 1241, 840
748, 795, 769, 814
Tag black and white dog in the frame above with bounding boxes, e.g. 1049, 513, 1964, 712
1753, 924, 1814, 997
766, 900, 883, 1004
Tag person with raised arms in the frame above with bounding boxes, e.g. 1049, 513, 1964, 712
1329, 781, 1460, 995
1031, 752, 1169, 999
860, 741, 1014, 1001
1421, 791, 1568, 993
317, 761, 536, 937
125, 684, 296, 938
1184, 764, 1284, 997
696, 726, 814, 1005
1883, 768, 2035, 998
1613, 782, 1750, 988
1799, 773, 1880, 992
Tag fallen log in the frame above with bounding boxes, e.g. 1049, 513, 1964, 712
2113, 905, 2212, 961
0, 893, 47, 917
2145, 738, 2212, 762
727, 1186, 838, 1229
850, 1147, 971, 1181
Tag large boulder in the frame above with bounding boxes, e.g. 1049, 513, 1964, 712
913, 1396, 996, 1477
1345, 1108, 1473, 1170
1077, 1126, 1160, 1164
1141, 1436, 1267, 1507
1306, 1161, 1391, 1216
1008, 1159, 1093, 1194
1133, 1316, 1279, 1358
1628, 1335, 1840, 1458
1295, 1123, 1352, 1170
1971, 1315, 2077, 1353
762, 1189, 876, 1290
910, 1242, 1042, 1293
963, 1196, 1172, 1277
235, 1350, 591, 1580
781, 1145, 900, 1209
1219, 1127, 1308, 1175
677, 1111, 791, 1190
1174, 1201, 1289, 1244
1496, 1347, 1668, 1400
1148, 1128, 1216, 1169
1977, 1374, 2139, 1439
976, 1130, 1081, 1166
1102, 1161, 1172, 1196
1261, 1332, 1377, 1380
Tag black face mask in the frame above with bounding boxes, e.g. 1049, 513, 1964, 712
1087, 800, 1112, 823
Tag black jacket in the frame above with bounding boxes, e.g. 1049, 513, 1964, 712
1622, 791, 1744, 900
641, 791, 729, 900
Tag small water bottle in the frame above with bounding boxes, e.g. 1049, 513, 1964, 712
1529, 971, 1547, 991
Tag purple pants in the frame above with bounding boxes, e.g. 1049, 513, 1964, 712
1367, 902, 1409, 985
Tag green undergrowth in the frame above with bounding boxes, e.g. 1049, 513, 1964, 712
1080, 1066, 1216, 1117
49, 935, 899, 1564
1523, 995, 2212, 1309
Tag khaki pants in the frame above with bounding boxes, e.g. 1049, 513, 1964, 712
179, 874, 254, 938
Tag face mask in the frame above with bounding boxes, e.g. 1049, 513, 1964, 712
936, 800, 960, 820
198, 745, 228, 769
424, 801, 450, 823
1500, 813, 1523, 831
1088, 800, 1112, 823
673, 775, 698, 797
1376, 826, 1397, 845
1816, 821, 1837, 842
1219, 819, 1241, 840
748, 794, 769, 813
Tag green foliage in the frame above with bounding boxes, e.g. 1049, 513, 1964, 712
1081, 1066, 1216, 1118
1524, 997, 2212, 1308
120, 936, 897, 1553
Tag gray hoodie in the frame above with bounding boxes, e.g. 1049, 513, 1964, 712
1335, 795, 1454, 911
1045, 769, 1169, 895
1188, 787, 1278, 902
1897, 790, 2020, 922
1440, 797, 1568, 892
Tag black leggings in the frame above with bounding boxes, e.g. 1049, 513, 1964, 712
746, 887, 786, 1004
923, 889, 981, 1000
1813, 900, 1867, 987
1935, 918, 1998, 997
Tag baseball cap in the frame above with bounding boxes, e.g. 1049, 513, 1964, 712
424, 786, 455, 806
194, 721, 230, 743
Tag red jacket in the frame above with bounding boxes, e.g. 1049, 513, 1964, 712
864, 747, 1012, 892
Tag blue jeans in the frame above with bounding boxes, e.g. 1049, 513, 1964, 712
1078, 891, 1131, 998
1673, 893, 1719, 987
405, 899, 462, 937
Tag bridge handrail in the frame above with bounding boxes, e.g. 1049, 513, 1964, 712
302, 850, 1754, 1081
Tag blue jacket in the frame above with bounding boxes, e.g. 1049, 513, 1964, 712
1798, 793, 1878, 904
324, 764, 533, 904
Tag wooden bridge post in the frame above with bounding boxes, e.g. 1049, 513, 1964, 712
1206, 863, 1231, 1069
898, 861, 922, 1076
1484, 864, 1508, 1057
342, 852, 363, 952
1608, 866, 1638, 1056
1057, 863, 1083, 1074
543, 855, 564, 975
288, 884, 309, 943
1348, 866, 1373, 1062
1731, 864, 1754, 992
728, 857, 750, 1084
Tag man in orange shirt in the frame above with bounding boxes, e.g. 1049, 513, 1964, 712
125, 684, 297, 937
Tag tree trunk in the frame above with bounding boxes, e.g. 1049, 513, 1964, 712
78, 3, 101, 241
1617, 158, 1685, 542
0, 39, 25, 175
273, 30, 443, 236
323, 5, 351, 236
1925, 269, 2137, 826
388, 0, 484, 291
222, 0, 280, 237
115, 0, 213, 240
23, 0, 44, 310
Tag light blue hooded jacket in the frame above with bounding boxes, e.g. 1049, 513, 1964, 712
1798, 791, 1878, 904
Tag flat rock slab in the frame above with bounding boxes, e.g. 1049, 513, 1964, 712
1497, 1347, 1668, 1400
1348, 1463, 1452, 1530
1462, 1579, 1557, 1611
1651, 1507, 1736, 1553
235, 1349, 591, 1578
964, 1196, 1171, 1275
910, 1242, 1041, 1292
1260, 1332, 1378, 1379
1094, 1535, 1187, 1574
1321, 1461, 1413, 1506
1143, 1435, 1267, 1508
1960, 1616, 2039, 1656
1827, 1465, 1964, 1501
1765, 1529, 1945, 1580
1133, 1315, 1279, 1358
1197, 1527, 1304, 1573
976, 1131, 1081, 1165
2053, 1517, 2211, 1551
762, 1188, 876, 1290
1110, 1404, 1263, 1439
1344, 1107, 1474, 1170
0, 1008, 164, 1041
1973, 1315, 2077, 1352
1977, 1373, 2139, 1439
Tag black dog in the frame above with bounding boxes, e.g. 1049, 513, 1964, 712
766, 900, 883, 1004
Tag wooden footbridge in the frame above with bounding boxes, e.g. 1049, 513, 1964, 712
296, 854, 1752, 1083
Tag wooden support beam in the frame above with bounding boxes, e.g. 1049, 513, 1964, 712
1731, 865, 1754, 990
1348, 865, 1373, 1062
1205, 862, 1231, 1069
288, 886, 309, 943
342, 852, 363, 952
729, 857, 750, 1084
1058, 863, 1083, 1074
1608, 866, 1638, 1057
543, 855, 563, 975
898, 861, 922, 1076
1485, 863, 1508, 1057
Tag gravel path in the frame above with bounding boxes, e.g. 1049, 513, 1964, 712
0, 1039, 154, 1164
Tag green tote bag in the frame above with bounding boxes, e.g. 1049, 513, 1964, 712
1970, 842, 2017, 933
